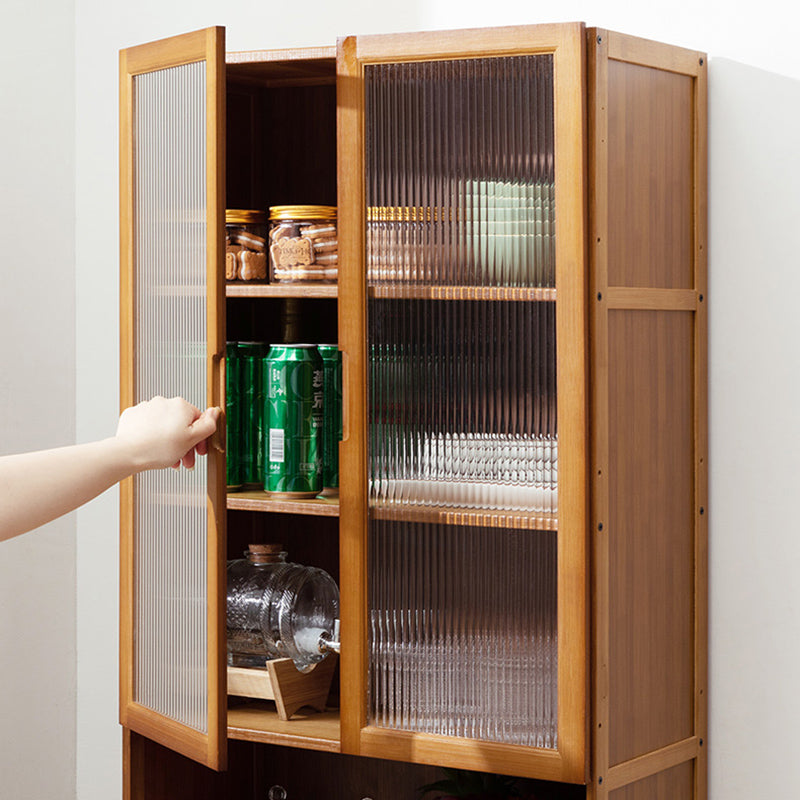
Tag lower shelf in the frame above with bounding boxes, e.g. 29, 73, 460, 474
227, 702, 341, 753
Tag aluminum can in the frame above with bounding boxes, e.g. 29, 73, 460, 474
316, 345, 342, 495
264, 344, 323, 497
239, 341, 267, 487
225, 342, 243, 490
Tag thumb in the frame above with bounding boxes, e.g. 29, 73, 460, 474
188, 407, 220, 446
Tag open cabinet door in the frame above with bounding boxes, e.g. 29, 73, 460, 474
119, 27, 227, 771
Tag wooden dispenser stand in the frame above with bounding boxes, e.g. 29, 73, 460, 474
227, 654, 338, 721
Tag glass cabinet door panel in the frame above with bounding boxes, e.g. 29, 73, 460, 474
120, 27, 226, 771
365, 54, 559, 749
366, 56, 554, 289
370, 521, 557, 747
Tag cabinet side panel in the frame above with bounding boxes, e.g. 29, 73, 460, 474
608, 761, 694, 800
607, 309, 695, 764
606, 62, 694, 289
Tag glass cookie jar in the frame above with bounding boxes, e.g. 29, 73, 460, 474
226, 209, 268, 281
226, 543, 340, 673
268, 205, 338, 283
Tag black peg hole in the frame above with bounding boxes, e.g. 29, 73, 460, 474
597, 292, 603, 301
700, 507, 705, 515
700, 58, 704, 65
599, 777, 604, 785
598, 523, 604, 532
700, 738, 704, 746
699, 294, 704, 302
597, 35, 602, 43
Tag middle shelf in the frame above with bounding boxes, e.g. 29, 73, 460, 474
227, 490, 340, 516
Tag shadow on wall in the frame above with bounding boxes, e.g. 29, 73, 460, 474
708, 58, 800, 800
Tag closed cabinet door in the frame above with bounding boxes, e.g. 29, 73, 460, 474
119, 26, 227, 771
338, 23, 588, 783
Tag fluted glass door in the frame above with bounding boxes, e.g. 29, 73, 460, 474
365, 54, 559, 749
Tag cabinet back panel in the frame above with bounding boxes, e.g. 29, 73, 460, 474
606, 61, 694, 289
226, 82, 337, 212
607, 309, 695, 764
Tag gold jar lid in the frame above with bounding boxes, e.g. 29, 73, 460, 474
226, 209, 267, 224
269, 205, 337, 221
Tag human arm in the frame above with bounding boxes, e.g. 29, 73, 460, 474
0, 396, 220, 542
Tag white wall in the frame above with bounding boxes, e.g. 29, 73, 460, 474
57, 1, 800, 798
0, 1, 76, 799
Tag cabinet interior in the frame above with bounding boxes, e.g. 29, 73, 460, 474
224, 51, 343, 752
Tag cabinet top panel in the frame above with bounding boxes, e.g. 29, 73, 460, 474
227, 46, 335, 86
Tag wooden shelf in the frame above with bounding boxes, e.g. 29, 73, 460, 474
368, 285, 556, 302
227, 490, 340, 516
371, 504, 557, 531
227, 702, 341, 752
226, 282, 338, 299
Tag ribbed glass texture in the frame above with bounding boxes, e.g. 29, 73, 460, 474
370, 522, 558, 747
368, 298, 557, 515
366, 56, 554, 287
132, 62, 209, 734
365, 56, 558, 748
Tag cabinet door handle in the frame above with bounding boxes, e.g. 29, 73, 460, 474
210, 350, 225, 453
341, 349, 350, 443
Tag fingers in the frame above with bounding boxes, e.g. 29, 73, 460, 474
172, 406, 220, 472
188, 407, 220, 447
181, 448, 197, 471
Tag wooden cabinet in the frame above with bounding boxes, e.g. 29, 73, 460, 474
120, 22, 707, 800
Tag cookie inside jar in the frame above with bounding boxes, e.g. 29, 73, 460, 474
226, 209, 269, 282
269, 205, 338, 283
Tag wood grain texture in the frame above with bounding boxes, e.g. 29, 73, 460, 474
226, 490, 340, 515
692, 47, 709, 800
227, 48, 335, 87
371, 504, 557, 531
336, 34, 369, 756
606, 60, 694, 289
227, 704, 342, 750
588, 29, 707, 799
586, 29, 611, 799
607, 310, 695, 765
368, 285, 556, 301
226, 283, 338, 299
359, 727, 572, 783
607, 32, 703, 76
355, 22, 584, 62
205, 24, 228, 774
608, 761, 694, 800
606, 737, 698, 791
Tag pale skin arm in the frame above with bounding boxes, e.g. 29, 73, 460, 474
0, 396, 220, 543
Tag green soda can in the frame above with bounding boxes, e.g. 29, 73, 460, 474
317, 344, 342, 496
264, 344, 323, 498
225, 342, 242, 490
239, 342, 267, 487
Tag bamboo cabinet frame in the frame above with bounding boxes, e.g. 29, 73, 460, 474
119, 22, 707, 800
